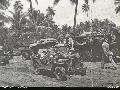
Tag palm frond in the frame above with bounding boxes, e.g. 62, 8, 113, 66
9, 11, 14, 15
115, 0, 120, 2
70, 0, 78, 5
93, 0, 96, 3
114, 0, 120, 13
82, 4, 89, 13
84, 0, 96, 4
53, 0, 61, 5
35, 0, 38, 5
115, 5, 120, 13
84, 0, 88, 4
114, 0, 120, 5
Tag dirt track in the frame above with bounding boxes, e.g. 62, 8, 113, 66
0, 56, 120, 87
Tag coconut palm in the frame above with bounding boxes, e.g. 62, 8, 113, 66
26, 0, 38, 11
46, 6, 56, 19
54, 0, 78, 30
43, 7, 56, 28
26, 0, 38, 26
82, 0, 89, 15
114, 0, 120, 14
8, 1, 29, 41
54, 0, 96, 30
82, 3, 89, 17
82, 0, 96, 17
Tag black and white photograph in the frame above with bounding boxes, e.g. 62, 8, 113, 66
0, 0, 120, 88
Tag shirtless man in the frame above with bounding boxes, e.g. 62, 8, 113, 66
102, 38, 117, 70
65, 33, 74, 50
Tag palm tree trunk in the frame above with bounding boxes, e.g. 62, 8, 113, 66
29, 0, 33, 11
29, 0, 34, 23
73, 3, 78, 32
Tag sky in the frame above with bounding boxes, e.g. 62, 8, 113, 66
6, 0, 120, 26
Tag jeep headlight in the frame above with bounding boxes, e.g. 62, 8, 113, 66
50, 55, 53, 58
58, 59, 63, 62
58, 59, 68, 62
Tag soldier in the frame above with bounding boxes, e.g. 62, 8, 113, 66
101, 38, 117, 70
65, 33, 74, 50
65, 33, 70, 46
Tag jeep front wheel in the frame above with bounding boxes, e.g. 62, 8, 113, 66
54, 66, 67, 81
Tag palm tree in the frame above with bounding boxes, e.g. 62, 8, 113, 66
8, 1, 28, 41
114, 0, 120, 14
54, 0, 96, 31
46, 6, 56, 19
82, 3, 89, 17
26, 0, 38, 11
54, 0, 78, 31
26, 0, 38, 24
82, 0, 96, 17
44, 7, 56, 28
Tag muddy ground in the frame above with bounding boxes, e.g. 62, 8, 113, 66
0, 56, 120, 87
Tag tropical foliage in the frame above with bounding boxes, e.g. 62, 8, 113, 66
0, 0, 10, 10
114, 0, 120, 14
0, 0, 120, 53
53, 0, 96, 31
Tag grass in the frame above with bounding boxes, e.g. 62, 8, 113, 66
0, 56, 120, 87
